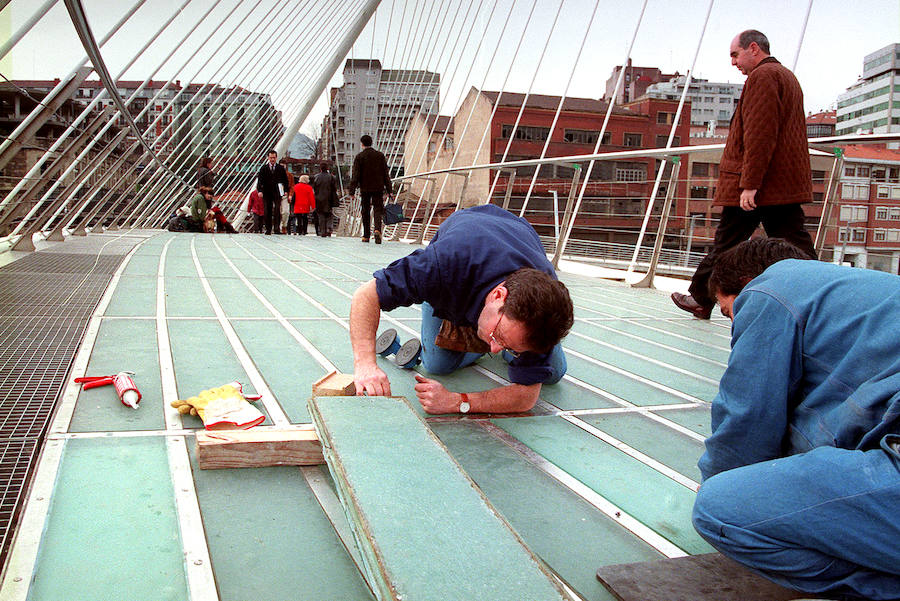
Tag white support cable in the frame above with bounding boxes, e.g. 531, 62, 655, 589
371, 0, 400, 146
377, 0, 436, 169
403, 0, 506, 240
792, 0, 815, 71
0, 0, 58, 61
0, 0, 148, 216
274, 0, 382, 157
484, 0, 567, 205
457, 0, 538, 204
518, 0, 601, 217
412, 0, 501, 213
385, 0, 470, 173
48, 0, 243, 233
47, 0, 233, 232
422, 0, 504, 212
554, 0, 648, 264
125, 0, 304, 225
626, 0, 713, 275
380, 0, 449, 173
13, 0, 196, 238
139, 0, 358, 227
116, 4, 326, 223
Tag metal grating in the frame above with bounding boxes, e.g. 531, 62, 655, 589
0, 237, 142, 568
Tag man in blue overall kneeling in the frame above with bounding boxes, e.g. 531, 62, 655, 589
349, 204, 573, 415
692, 238, 900, 600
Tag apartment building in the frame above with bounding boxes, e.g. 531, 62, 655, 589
836, 43, 900, 136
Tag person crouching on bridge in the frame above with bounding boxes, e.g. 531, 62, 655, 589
349, 204, 573, 414
692, 238, 900, 601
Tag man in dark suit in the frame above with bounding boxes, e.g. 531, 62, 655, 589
256, 149, 289, 235
349, 135, 393, 244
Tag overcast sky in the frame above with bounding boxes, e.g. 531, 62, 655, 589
2, 0, 898, 137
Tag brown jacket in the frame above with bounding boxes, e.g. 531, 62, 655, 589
714, 57, 812, 206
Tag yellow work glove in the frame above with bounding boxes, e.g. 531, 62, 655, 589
171, 381, 264, 430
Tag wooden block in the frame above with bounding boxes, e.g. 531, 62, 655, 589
596, 553, 812, 601
312, 370, 356, 397
196, 428, 324, 469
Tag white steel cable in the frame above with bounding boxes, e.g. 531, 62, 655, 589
403, 0, 514, 240
792, 0, 815, 71
518, 0, 601, 217
418, 0, 501, 212
484, 0, 567, 204
627, 0, 714, 275
554, 0, 649, 265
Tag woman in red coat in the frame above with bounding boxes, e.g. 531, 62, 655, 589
292, 174, 316, 235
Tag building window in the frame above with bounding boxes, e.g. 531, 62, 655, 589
614, 162, 646, 181
891, 208, 900, 220
845, 166, 856, 177
876, 206, 889, 220
656, 112, 675, 124
838, 228, 867, 243
840, 205, 868, 221
691, 163, 709, 177
874, 229, 886, 241
841, 183, 869, 200
857, 166, 870, 177
623, 133, 642, 147
501, 124, 550, 142
690, 186, 708, 199
704, 96, 714, 102
888, 229, 900, 241
655, 135, 680, 147
877, 186, 889, 199
563, 129, 610, 144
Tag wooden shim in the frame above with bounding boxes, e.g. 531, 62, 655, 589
596, 553, 812, 601
312, 371, 356, 397
196, 428, 324, 469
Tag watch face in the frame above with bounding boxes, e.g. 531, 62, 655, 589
459, 401, 470, 414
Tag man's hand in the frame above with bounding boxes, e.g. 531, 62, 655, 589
354, 362, 391, 397
414, 374, 458, 414
739, 188, 758, 211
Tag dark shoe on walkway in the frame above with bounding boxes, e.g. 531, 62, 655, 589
361, 237, 369, 243
671, 292, 712, 320
374, 230, 381, 244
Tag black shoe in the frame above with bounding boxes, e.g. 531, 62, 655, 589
361, 237, 369, 243
671, 292, 712, 319
374, 230, 381, 244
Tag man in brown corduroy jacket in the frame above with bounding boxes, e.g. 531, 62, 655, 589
672, 30, 816, 320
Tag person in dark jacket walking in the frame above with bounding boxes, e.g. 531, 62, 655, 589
312, 163, 338, 237
256, 150, 289, 235
349, 135, 392, 244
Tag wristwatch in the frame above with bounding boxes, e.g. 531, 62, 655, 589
458, 393, 470, 414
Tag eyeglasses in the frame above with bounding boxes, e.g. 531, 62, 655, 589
489, 314, 521, 359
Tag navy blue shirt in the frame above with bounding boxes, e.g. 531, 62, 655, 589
374, 204, 558, 384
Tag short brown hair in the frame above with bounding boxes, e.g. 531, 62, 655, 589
502, 268, 573, 353
709, 238, 812, 298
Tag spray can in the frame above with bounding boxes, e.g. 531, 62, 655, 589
74, 371, 142, 409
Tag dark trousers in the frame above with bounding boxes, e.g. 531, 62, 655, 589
316, 211, 332, 236
360, 191, 384, 239
263, 196, 280, 234
292, 212, 308, 235
689, 204, 816, 307
251, 213, 264, 233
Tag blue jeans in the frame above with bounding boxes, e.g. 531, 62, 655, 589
692, 445, 900, 600
419, 302, 566, 383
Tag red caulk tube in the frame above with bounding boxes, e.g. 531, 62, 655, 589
74, 372, 142, 409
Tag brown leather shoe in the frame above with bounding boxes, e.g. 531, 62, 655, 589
374, 230, 381, 244
671, 292, 712, 319
361, 237, 369, 243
